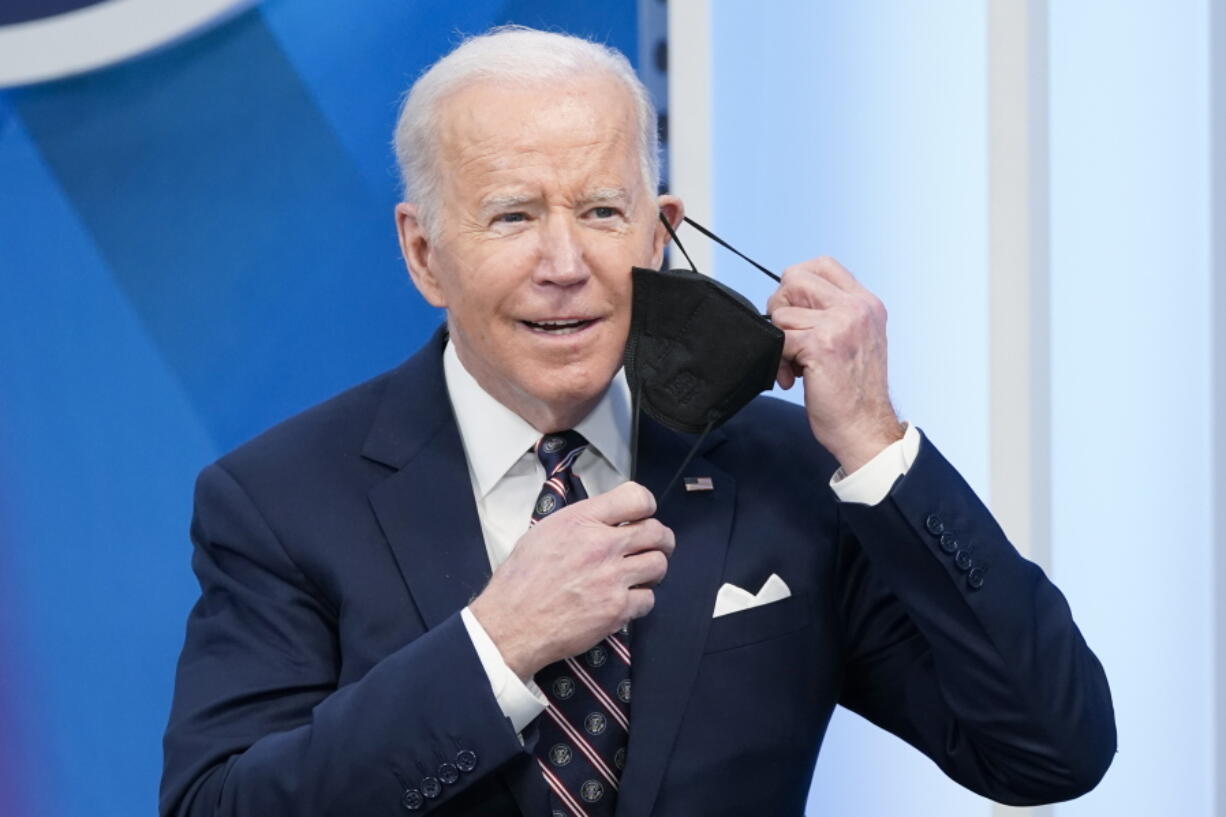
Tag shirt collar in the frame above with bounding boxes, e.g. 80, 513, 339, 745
443, 340, 632, 498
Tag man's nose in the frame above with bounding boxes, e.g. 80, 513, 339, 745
533, 214, 590, 286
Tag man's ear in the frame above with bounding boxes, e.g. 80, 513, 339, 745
395, 202, 447, 308
652, 194, 685, 269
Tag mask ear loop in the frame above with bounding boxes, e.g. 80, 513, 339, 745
657, 211, 781, 319
658, 212, 698, 272
680, 216, 781, 282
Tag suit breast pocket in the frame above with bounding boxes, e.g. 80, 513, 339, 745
702, 591, 813, 655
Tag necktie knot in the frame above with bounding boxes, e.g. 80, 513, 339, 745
530, 430, 589, 522
535, 430, 589, 474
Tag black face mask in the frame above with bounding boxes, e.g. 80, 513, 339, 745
624, 214, 784, 498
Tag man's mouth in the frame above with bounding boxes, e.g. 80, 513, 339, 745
521, 318, 598, 335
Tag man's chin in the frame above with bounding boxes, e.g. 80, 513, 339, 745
524, 371, 617, 427
539, 383, 607, 413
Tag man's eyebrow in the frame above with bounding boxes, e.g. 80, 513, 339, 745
581, 187, 631, 204
479, 192, 538, 213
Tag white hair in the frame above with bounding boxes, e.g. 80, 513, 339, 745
392, 25, 660, 239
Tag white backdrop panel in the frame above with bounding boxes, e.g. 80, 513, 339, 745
707, 3, 992, 815
1049, 2, 1213, 815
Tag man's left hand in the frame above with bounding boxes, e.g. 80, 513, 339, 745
766, 256, 905, 473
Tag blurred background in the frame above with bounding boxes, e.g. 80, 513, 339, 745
0, 1, 1218, 815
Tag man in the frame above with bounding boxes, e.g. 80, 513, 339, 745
161, 26, 1114, 817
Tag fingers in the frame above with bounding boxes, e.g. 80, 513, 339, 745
620, 517, 675, 557
770, 305, 823, 386
770, 304, 817, 390
804, 255, 862, 293
765, 256, 871, 319
770, 304, 822, 331
770, 282, 887, 379
776, 361, 796, 390
766, 266, 845, 314
622, 548, 669, 588
583, 481, 657, 526
626, 587, 656, 620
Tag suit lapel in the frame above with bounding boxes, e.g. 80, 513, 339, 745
363, 328, 551, 816
616, 417, 735, 817
367, 423, 492, 628
364, 328, 493, 628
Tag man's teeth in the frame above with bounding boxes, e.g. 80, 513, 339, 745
526, 319, 591, 334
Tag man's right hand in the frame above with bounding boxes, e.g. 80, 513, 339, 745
468, 481, 674, 681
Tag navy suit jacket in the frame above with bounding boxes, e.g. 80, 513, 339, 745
161, 328, 1115, 816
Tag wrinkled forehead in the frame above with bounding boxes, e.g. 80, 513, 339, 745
433, 76, 643, 200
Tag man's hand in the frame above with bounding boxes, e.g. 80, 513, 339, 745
468, 481, 674, 681
766, 256, 905, 473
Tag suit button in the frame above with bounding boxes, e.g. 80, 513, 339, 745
925, 513, 944, 535
401, 789, 424, 811
456, 749, 478, 772
954, 550, 973, 571
438, 762, 459, 784
939, 533, 958, 553
967, 566, 985, 590
421, 777, 441, 799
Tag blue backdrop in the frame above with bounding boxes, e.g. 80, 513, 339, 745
0, 3, 641, 815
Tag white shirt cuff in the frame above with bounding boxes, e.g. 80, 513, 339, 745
461, 606, 548, 735
829, 423, 921, 506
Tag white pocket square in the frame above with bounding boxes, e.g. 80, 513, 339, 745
712, 573, 792, 618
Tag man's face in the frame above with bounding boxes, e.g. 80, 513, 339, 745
397, 75, 680, 430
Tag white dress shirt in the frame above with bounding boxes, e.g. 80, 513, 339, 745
443, 340, 921, 735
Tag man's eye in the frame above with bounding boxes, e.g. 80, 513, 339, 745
590, 206, 619, 219
495, 212, 527, 224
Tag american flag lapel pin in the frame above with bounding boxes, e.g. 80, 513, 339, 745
683, 476, 714, 492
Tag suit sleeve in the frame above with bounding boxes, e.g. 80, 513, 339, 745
159, 463, 528, 817
833, 433, 1116, 806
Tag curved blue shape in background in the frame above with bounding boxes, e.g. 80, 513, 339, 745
0, 0, 108, 26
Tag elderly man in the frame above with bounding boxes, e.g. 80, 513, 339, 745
161, 26, 1114, 817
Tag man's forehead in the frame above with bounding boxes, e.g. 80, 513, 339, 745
436, 76, 636, 161
435, 77, 642, 203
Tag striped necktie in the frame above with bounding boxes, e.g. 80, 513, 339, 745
529, 431, 632, 817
